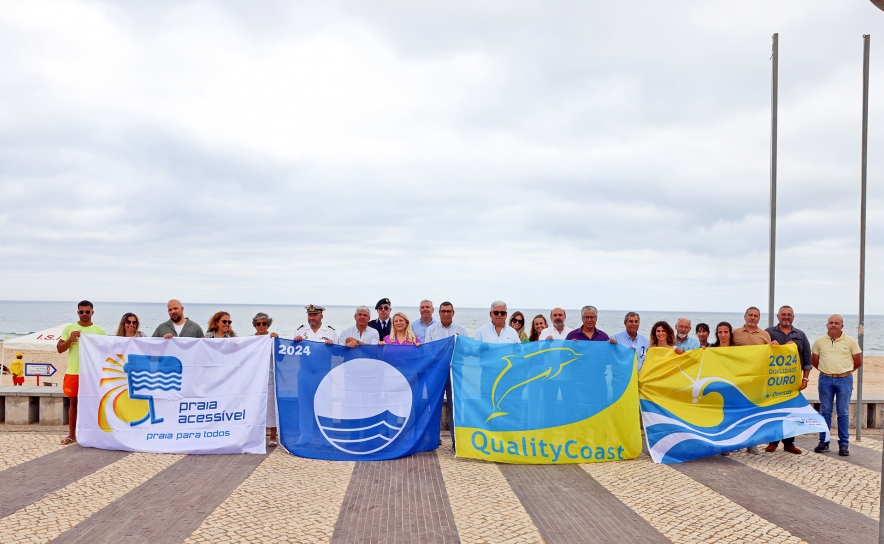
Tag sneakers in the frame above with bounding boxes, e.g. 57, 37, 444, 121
839, 445, 849, 456
814, 441, 830, 453
746, 445, 761, 454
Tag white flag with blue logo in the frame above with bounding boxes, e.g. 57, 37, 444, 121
78, 335, 271, 454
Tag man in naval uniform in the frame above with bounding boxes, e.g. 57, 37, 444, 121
293, 304, 337, 345
367, 298, 392, 341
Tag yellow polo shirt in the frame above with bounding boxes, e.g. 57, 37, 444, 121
812, 333, 861, 374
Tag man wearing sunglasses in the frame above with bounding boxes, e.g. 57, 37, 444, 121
368, 298, 393, 341
152, 299, 205, 338
57, 300, 106, 445
474, 301, 521, 344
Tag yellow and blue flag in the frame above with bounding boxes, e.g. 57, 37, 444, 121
639, 344, 829, 463
452, 338, 642, 464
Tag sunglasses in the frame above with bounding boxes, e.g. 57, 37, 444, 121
492, 311, 507, 316
255, 322, 269, 327
125, 320, 139, 325
378, 306, 391, 310
78, 310, 93, 315
221, 320, 232, 325
511, 319, 524, 324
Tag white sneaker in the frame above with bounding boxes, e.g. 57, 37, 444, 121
747, 445, 761, 454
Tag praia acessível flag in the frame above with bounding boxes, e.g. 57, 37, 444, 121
639, 344, 829, 464
78, 335, 271, 454
275, 337, 453, 461
452, 338, 642, 464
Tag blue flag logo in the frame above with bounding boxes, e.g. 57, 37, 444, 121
275, 337, 454, 461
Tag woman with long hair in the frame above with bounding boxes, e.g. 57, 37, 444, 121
509, 311, 529, 343
253, 312, 279, 447
115, 313, 144, 337
696, 323, 711, 348
379, 312, 420, 346
649, 321, 675, 349
712, 322, 735, 347
206, 311, 236, 338
529, 314, 549, 342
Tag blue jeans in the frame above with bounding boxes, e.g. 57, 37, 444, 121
818, 374, 853, 447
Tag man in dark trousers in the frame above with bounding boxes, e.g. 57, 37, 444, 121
765, 305, 812, 454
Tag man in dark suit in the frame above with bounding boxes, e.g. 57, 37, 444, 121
368, 298, 392, 340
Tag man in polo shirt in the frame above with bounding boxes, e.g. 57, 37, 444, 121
474, 301, 521, 343
765, 305, 812, 454
368, 298, 393, 341
609, 312, 650, 371
566, 306, 609, 342
675, 318, 701, 352
733, 307, 773, 345
338, 306, 380, 347
57, 300, 107, 445
812, 314, 862, 456
412, 299, 438, 343
539, 308, 569, 340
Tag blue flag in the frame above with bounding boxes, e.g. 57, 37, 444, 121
274, 337, 454, 461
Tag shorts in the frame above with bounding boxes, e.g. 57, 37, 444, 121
12, 376, 24, 385
63, 374, 80, 397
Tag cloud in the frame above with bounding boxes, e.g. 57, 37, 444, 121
0, 0, 882, 315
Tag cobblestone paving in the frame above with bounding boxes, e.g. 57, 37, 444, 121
436, 443, 543, 544
583, 454, 804, 544
183, 449, 354, 544
2, 431, 884, 543
0, 434, 66, 471
0, 452, 182, 544
730, 449, 881, 519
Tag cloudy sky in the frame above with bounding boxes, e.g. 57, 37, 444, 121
1, 1, 883, 314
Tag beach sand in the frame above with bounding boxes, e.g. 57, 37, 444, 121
804, 355, 884, 397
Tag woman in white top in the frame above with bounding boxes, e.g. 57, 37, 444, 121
253, 312, 279, 447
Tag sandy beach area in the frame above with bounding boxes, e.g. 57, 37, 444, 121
804, 355, 884, 397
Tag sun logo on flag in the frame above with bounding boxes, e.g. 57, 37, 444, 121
97, 354, 183, 432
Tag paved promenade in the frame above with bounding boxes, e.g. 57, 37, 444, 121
0, 428, 881, 543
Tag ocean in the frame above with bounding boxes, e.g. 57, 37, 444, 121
1, 300, 881, 354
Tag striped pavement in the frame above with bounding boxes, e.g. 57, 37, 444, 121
0, 431, 880, 544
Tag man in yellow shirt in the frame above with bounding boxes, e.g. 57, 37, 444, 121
811, 314, 862, 457
57, 300, 107, 445
10, 353, 25, 386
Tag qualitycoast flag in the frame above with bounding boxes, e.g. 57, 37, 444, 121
452, 338, 642, 464
639, 344, 829, 464
78, 335, 271, 454
275, 337, 453, 461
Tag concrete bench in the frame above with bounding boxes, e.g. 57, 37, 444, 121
0, 386, 67, 425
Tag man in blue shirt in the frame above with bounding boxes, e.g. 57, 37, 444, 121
609, 312, 650, 371
674, 318, 700, 352
411, 299, 438, 343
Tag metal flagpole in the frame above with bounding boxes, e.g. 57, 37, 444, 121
768, 33, 778, 329
858, 35, 870, 443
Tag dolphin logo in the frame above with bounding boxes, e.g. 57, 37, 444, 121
486, 347, 583, 422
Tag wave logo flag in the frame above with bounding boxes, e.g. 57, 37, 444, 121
275, 337, 453, 461
79, 335, 271, 454
639, 344, 829, 464
452, 338, 642, 464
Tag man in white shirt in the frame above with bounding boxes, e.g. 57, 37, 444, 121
294, 305, 337, 345
425, 302, 468, 342
609, 312, 650, 371
412, 299, 438, 343
424, 301, 468, 451
474, 301, 521, 344
538, 308, 569, 340
337, 306, 380, 347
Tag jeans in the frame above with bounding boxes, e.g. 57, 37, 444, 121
444, 375, 455, 448
818, 374, 853, 447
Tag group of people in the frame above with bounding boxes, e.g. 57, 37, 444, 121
53, 298, 863, 459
